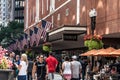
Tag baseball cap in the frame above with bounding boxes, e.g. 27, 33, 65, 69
72, 55, 77, 59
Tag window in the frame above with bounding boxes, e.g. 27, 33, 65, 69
15, 1, 19, 7
3, 13, 5, 16
66, 8, 69, 16
42, 0, 44, 14
47, 0, 48, 11
3, 8, 5, 11
57, 13, 60, 21
3, 17, 5, 20
3, 4, 5, 7
50, 0, 55, 12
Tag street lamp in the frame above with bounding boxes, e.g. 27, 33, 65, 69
89, 8, 97, 35
89, 8, 97, 73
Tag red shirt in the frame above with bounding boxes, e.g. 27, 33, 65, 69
46, 56, 58, 73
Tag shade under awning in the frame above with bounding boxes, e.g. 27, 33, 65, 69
48, 25, 87, 51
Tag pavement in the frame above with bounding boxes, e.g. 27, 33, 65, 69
53, 73, 63, 80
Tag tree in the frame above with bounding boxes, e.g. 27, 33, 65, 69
0, 21, 24, 48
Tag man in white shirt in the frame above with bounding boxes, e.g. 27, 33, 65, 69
71, 55, 82, 80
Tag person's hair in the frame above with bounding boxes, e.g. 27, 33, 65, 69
21, 54, 28, 65
64, 56, 69, 61
112, 66, 117, 71
49, 52, 53, 56
39, 54, 44, 58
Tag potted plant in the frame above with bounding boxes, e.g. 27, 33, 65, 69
0, 48, 13, 80
42, 42, 52, 52
84, 35, 103, 50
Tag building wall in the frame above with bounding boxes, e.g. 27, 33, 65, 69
80, 0, 120, 35
25, 0, 80, 30
25, 0, 120, 35
28, 0, 36, 27
0, 0, 16, 26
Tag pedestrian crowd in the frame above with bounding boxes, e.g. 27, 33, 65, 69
5, 51, 120, 80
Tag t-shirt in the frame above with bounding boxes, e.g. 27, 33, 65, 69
18, 61, 28, 75
71, 60, 82, 78
35, 61, 46, 77
46, 56, 58, 73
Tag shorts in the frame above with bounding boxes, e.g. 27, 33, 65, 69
63, 74, 71, 80
48, 73, 54, 80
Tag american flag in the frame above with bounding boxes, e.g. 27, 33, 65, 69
18, 36, 24, 51
12, 40, 16, 51
7, 40, 16, 51
34, 27, 42, 46
22, 33, 28, 49
7, 44, 14, 52
14, 39, 18, 50
29, 29, 36, 47
41, 20, 52, 42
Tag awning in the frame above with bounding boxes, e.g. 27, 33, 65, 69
48, 25, 87, 50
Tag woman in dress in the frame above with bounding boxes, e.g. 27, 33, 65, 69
15, 54, 28, 80
62, 56, 72, 80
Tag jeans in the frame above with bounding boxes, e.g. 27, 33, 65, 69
71, 78, 79, 80
18, 75, 26, 80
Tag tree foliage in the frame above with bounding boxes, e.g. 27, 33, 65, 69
0, 21, 24, 48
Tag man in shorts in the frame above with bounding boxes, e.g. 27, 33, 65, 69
46, 52, 58, 80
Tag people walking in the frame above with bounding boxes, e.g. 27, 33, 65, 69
14, 54, 28, 80
8, 52, 16, 80
32, 55, 46, 80
14, 55, 20, 78
80, 58, 87, 80
28, 59, 33, 80
46, 52, 58, 80
62, 56, 72, 80
71, 55, 82, 80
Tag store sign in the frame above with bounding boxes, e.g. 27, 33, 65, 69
63, 34, 78, 41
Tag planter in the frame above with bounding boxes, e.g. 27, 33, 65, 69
0, 69, 14, 80
43, 42, 52, 52
84, 35, 103, 50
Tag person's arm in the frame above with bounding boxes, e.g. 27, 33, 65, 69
62, 62, 65, 73
14, 62, 22, 70
46, 64, 48, 75
55, 59, 58, 69
79, 63, 82, 78
32, 63, 37, 79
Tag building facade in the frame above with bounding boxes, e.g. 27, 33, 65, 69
24, 0, 87, 52
0, 0, 12, 26
24, 0, 120, 51
0, 0, 15, 26
14, 0, 24, 23
80, 0, 120, 48
0, 0, 24, 26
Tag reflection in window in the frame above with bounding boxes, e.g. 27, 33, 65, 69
15, 1, 24, 8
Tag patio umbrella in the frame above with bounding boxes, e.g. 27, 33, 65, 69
105, 47, 116, 52
94, 47, 116, 56
93, 49, 106, 56
80, 49, 98, 56
109, 49, 120, 56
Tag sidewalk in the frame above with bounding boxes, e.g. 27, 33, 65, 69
53, 73, 63, 80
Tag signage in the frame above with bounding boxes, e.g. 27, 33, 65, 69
63, 34, 78, 41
